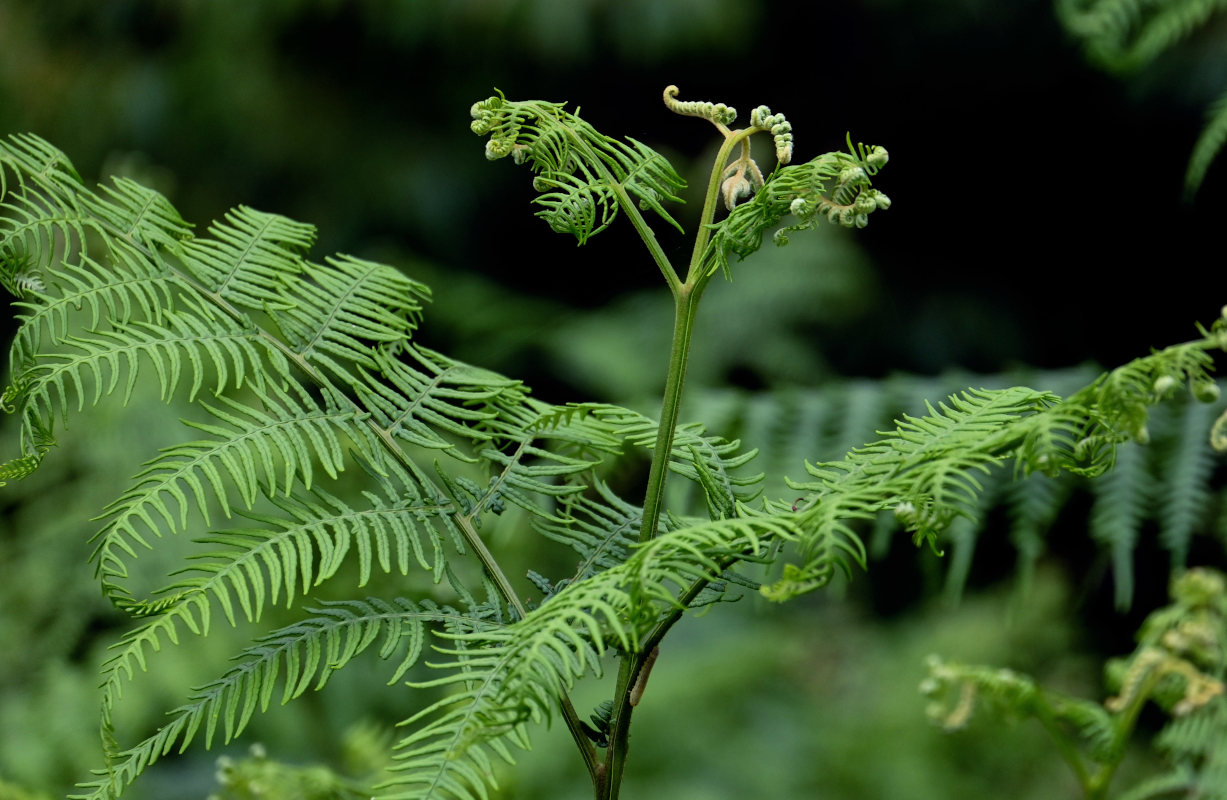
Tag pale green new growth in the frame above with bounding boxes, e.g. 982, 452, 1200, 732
0, 85, 1223, 800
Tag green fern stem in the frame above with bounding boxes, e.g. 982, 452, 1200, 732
602, 126, 763, 800
599, 556, 732, 799
635, 125, 758, 549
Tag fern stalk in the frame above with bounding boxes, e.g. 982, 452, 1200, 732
602, 125, 760, 800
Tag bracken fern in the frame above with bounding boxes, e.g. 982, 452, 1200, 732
1, 85, 1224, 800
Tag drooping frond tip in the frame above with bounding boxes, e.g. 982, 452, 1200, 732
469, 90, 686, 243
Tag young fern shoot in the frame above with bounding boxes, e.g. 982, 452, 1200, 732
472, 84, 891, 799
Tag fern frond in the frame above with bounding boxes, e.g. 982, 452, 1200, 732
80, 598, 479, 800
87, 176, 194, 253
1004, 471, 1072, 596
1150, 697, 1227, 799
177, 205, 314, 310
700, 137, 889, 279
1186, 88, 1227, 198
96, 486, 460, 746
533, 480, 643, 584
531, 402, 763, 510
0, 134, 92, 265
469, 93, 686, 243
272, 253, 430, 376
9, 253, 178, 366
355, 346, 525, 454
381, 510, 802, 799
1157, 398, 1220, 566
1091, 437, 1152, 610
0, 132, 86, 200
10, 299, 284, 453
89, 380, 386, 604
787, 387, 1054, 566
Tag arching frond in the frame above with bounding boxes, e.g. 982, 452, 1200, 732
95, 485, 463, 753
11, 299, 285, 452
469, 93, 686, 243
78, 598, 482, 800
89, 380, 388, 605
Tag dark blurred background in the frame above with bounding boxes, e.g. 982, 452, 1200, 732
2, 0, 1223, 389
1, 1, 1224, 798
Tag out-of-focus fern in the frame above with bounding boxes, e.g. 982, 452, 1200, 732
1057, 0, 1227, 197
924, 568, 1227, 799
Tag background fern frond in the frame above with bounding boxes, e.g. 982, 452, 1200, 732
690, 358, 1224, 604
1186, 88, 1227, 198
1057, 0, 1227, 70
1090, 436, 1151, 609
1056, 0, 1227, 196
1157, 399, 1219, 565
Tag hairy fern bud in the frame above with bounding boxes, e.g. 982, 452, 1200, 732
1190, 378, 1220, 403
1152, 375, 1178, 398
749, 105, 794, 164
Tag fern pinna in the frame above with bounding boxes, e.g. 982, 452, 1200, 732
0, 83, 1224, 800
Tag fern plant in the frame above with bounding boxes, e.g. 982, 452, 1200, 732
0, 85, 1223, 800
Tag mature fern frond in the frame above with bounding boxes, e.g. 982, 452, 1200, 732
273, 253, 430, 380
690, 358, 1225, 602
90, 380, 377, 599
469, 92, 686, 243
177, 205, 314, 311
12, 300, 282, 446
79, 598, 480, 800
